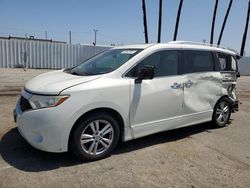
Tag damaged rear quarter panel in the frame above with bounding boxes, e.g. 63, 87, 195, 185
183, 72, 226, 114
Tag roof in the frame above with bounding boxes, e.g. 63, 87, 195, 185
114, 43, 154, 49
114, 41, 238, 56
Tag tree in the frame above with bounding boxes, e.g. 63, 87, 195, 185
210, 0, 219, 44
240, 0, 250, 56
142, 0, 149, 43
157, 0, 163, 43
173, 0, 184, 41
217, 0, 233, 45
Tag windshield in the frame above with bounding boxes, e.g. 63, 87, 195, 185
67, 49, 142, 76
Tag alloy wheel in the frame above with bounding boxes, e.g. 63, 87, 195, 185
80, 120, 114, 155
215, 101, 230, 125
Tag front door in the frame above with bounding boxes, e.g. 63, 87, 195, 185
126, 50, 184, 138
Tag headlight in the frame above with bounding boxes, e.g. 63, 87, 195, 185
29, 95, 69, 110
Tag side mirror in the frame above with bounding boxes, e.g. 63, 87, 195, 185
135, 66, 155, 84
236, 71, 240, 78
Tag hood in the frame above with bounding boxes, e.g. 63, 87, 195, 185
25, 70, 101, 95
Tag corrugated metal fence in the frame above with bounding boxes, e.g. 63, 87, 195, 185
0, 39, 110, 69
238, 56, 250, 75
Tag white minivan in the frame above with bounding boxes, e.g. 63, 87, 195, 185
14, 41, 240, 161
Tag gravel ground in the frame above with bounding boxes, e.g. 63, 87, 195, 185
0, 68, 250, 188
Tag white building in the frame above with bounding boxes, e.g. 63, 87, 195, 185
238, 57, 250, 76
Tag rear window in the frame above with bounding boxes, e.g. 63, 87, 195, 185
182, 50, 214, 74
215, 53, 237, 71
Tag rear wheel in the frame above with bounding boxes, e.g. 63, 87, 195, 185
212, 97, 231, 128
71, 112, 120, 161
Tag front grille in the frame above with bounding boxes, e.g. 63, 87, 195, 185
20, 96, 32, 112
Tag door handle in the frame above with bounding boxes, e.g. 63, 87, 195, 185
171, 82, 182, 89
185, 80, 193, 88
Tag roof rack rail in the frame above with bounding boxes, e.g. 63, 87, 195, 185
168, 41, 240, 57
168, 41, 228, 49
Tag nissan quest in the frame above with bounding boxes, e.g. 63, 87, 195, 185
14, 41, 240, 161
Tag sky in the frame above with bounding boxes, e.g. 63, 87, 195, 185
0, 0, 249, 55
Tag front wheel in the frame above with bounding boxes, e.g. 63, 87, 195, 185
70, 112, 120, 161
212, 97, 231, 128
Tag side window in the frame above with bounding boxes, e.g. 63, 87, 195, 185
216, 53, 236, 71
231, 56, 237, 71
126, 50, 179, 77
182, 50, 214, 74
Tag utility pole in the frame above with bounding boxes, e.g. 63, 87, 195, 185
142, 0, 149, 43
69, 30, 72, 44
210, 0, 219, 44
217, 0, 233, 45
157, 0, 163, 43
93, 29, 98, 46
173, 0, 184, 41
240, 0, 250, 56
45, 31, 47, 40
23, 34, 28, 71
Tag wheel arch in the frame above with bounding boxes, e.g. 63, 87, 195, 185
68, 107, 125, 151
212, 95, 232, 127
213, 95, 231, 110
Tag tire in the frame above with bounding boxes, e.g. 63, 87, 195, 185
70, 112, 120, 161
212, 97, 232, 128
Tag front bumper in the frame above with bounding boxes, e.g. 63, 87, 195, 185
14, 96, 71, 153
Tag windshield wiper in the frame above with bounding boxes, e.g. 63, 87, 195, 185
64, 68, 73, 73
82, 72, 97, 76
65, 68, 97, 76
64, 68, 82, 76
70, 71, 81, 76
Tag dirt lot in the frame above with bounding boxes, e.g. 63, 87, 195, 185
0, 68, 250, 188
